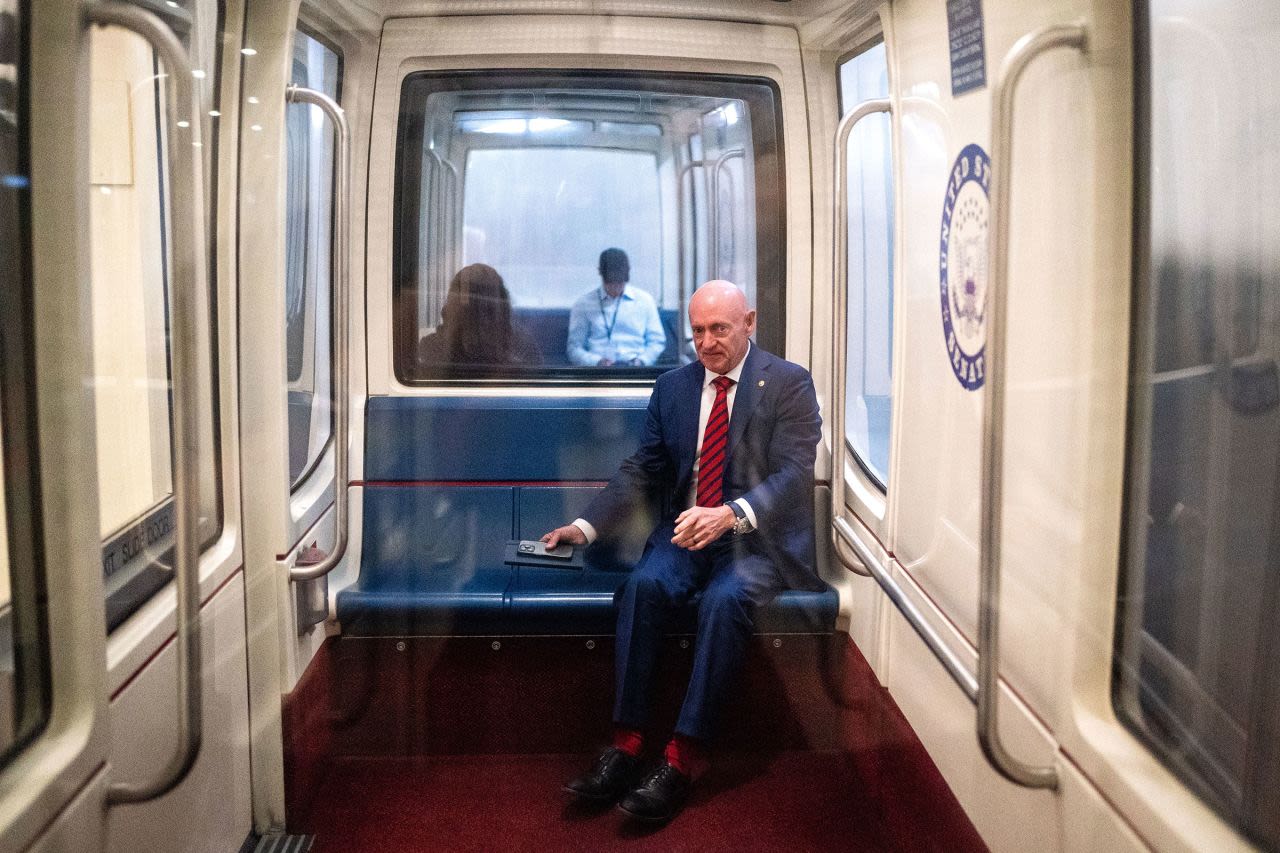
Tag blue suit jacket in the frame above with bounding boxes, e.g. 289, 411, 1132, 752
583, 346, 825, 592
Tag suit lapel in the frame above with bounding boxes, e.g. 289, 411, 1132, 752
727, 346, 767, 459
678, 362, 703, 475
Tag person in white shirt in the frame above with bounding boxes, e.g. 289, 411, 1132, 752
566, 248, 666, 366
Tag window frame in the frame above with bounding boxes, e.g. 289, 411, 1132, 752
0, 0, 52, 766
390, 69, 788, 387
835, 35, 894, 494
285, 22, 343, 492
1113, 1, 1280, 846
94, 0, 228, 632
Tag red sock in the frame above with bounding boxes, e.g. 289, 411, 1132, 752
663, 735, 702, 776
612, 727, 644, 757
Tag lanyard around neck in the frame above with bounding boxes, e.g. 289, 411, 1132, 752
598, 288, 624, 341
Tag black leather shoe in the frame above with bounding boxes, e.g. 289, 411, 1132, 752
617, 762, 691, 822
563, 747, 643, 802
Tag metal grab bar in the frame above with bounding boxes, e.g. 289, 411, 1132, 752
677, 158, 712, 310
833, 518, 979, 700
710, 149, 745, 280
442, 158, 460, 277
421, 153, 440, 313
85, 1, 204, 806
828, 96, 983, 701
980, 21, 1088, 791
285, 85, 351, 583
424, 150, 459, 291
829, 97, 890, 579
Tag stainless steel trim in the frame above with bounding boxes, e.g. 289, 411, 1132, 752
441, 157, 460, 280
424, 150, 459, 291
980, 21, 1088, 791
833, 518, 979, 700
830, 97, 890, 580
86, 1, 204, 806
421, 152, 440, 316
677, 158, 710, 309
709, 148, 745, 280
285, 85, 350, 584
827, 97, 979, 719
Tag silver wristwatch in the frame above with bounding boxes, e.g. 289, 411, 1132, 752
726, 501, 750, 536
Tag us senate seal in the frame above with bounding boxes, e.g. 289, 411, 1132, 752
939, 143, 990, 391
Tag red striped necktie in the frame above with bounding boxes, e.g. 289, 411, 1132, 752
695, 375, 735, 507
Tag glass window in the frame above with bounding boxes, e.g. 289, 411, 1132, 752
392, 72, 786, 383
1116, 4, 1280, 848
838, 40, 893, 487
89, 0, 224, 630
462, 147, 662, 309
0, 0, 50, 764
285, 29, 341, 487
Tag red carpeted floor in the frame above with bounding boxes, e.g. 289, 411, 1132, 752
308, 751, 893, 853
287, 635, 988, 852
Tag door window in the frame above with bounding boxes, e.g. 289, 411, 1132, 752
392, 72, 785, 382
0, 0, 51, 763
88, 0, 224, 630
285, 28, 341, 488
1116, 4, 1280, 847
838, 40, 893, 488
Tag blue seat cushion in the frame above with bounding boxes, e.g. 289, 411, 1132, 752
338, 569, 838, 638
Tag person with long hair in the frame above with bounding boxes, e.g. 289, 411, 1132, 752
418, 263, 541, 368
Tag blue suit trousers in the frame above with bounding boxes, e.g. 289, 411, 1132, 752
613, 522, 786, 741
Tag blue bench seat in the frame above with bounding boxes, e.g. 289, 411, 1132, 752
334, 482, 835, 637
342, 397, 837, 638
337, 576, 837, 637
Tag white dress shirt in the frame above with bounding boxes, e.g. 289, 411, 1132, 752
566, 284, 667, 366
572, 344, 757, 543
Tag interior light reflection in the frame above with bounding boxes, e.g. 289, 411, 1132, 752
470, 117, 572, 134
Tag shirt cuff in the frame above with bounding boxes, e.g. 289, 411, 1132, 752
571, 518, 598, 544
732, 499, 757, 532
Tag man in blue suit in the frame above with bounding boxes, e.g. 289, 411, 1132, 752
542, 280, 824, 822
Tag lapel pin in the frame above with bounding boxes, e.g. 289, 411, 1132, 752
758, 380, 765, 387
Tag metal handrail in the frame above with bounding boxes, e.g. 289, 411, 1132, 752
980, 21, 1088, 791
421, 153, 440, 307
86, 2, 204, 805
827, 96, 981, 741
286, 85, 350, 583
442, 158, 460, 278
424, 150, 460, 289
710, 149, 745, 280
677, 158, 711, 308
832, 517, 979, 700
829, 97, 890, 579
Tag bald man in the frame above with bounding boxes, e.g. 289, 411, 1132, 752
543, 281, 824, 822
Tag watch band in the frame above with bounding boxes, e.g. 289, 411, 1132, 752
726, 501, 749, 535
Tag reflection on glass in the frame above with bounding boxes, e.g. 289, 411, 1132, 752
839, 41, 893, 487
565, 248, 666, 367
0, 0, 49, 763
89, 2, 222, 631
1116, 4, 1280, 848
90, 24, 175, 538
285, 30, 340, 486
0, 401, 12, 755
417, 264, 542, 369
0, 408, 8, 622
393, 75, 781, 380
462, 148, 663, 309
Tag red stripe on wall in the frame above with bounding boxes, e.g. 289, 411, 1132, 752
354, 480, 610, 488
109, 566, 244, 702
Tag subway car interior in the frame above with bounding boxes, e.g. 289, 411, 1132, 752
0, 0, 1277, 850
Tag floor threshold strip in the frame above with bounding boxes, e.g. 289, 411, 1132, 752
253, 834, 314, 853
